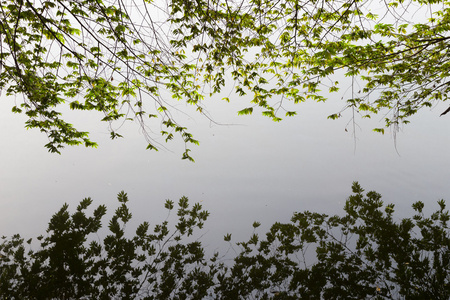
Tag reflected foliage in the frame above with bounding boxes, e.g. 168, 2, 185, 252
1, 182, 449, 299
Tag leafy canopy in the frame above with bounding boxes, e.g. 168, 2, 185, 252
1, 0, 449, 158
1, 183, 450, 299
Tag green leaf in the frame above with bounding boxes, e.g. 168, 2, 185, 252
238, 107, 253, 115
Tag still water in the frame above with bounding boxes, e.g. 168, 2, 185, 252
0, 95, 449, 249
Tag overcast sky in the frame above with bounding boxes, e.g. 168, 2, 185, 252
1, 91, 449, 249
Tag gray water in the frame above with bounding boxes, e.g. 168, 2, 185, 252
1, 94, 449, 249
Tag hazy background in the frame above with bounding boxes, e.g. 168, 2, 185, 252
1, 91, 449, 249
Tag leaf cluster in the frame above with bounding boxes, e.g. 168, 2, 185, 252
2, 0, 450, 157
1, 183, 449, 299
0, 193, 212, 299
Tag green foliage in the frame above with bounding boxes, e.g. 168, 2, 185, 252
1, 0, 449, 158
168, 0, 450, 131
1, 183, 449, 299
